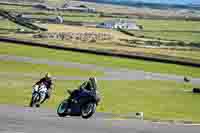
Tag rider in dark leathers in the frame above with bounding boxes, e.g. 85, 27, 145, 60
68, 77, 98, 106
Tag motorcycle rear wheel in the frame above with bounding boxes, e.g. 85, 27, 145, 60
81, 102, 96, 119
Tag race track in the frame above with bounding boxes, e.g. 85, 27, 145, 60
1, 54, 200, 132
0, 105, 200, 133
0, 54, 200, 84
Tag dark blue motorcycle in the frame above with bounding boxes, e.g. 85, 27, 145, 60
57, 88, 100, 119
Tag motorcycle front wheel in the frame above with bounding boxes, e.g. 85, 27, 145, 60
57, 100, 68, 117
30, 93, 40, 107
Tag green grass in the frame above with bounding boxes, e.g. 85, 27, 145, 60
0, 5, 33, 11
0, 42, 200, 78
0, 76, 200, 122
99, 80, 200, 122
62, 16, 109, 23
0, 5, 35, 14
1, 5, 200, 43
0, 20, 18, 33
136, 19, 200, 31
133, 31, 200, 43
47, 17, 200, 42
2, 27, 200, 61
134, 19, 200, 43
0, 20, 16, 28
1, 4, 200, 30
0, 60, 103, 77
42, 0, 65, 7
169, 50, 200, 60
0, 19, 32, 34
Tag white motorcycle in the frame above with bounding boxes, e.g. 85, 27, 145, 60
29, 83, 48, 107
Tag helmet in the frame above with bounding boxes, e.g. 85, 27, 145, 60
89, 77, 97, 90
45, 73, 52, 79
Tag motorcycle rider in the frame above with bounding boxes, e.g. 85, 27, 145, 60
68, 77, 98, 106
31, 73, 54, 104
80, 77, 98, 92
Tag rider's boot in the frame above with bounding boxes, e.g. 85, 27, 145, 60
40, 97, 47, 104
29, 100, 33, 107
40, 92, 50, 104
36, 104, 40, 108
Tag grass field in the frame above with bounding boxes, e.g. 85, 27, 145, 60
141, 31, 200, 43
1, 5, 200, 43
5, 33, 200, 61
47, 24, 132, 40
0, 5, 33, 12
0, 42, 200, 78
136, 19, 200, 31
62, 15, 107, 23
134, 19, 200, 43
0, 20, 18, 33
0, 76, 199, 122
49, 17, 200, 43
1, 19, 200, 61
5, 32, 200, 61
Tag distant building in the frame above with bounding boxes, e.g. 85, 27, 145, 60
16, 14, 33, 22
60, 3, 96, 13
62, 3, 69, 8
45, 16, 64, 24
59, 6, 95, 13
32, 3, 47, 9
96, 19, 141, 30
32, 3, 56, 11
17, 14, 32, 19
55, 16, 64, 24
17, 14, 63, 24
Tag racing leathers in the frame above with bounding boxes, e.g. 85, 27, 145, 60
34, 77, 53, 100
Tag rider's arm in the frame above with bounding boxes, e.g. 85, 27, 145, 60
35, 78, 45, 85
79, 81, 88, 90
50, 83, 54, 91
32, 79, 42, 87
49, 80, 54, 92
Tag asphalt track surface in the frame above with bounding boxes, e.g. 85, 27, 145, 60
0, 54, 200, 84
0, 105, 200, 133
1, 54, 200, 133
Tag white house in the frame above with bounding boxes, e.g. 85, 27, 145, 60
59, 6, 95, 13
96, 19, 141, 30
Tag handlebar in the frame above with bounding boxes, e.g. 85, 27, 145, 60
67, 89, 72, 94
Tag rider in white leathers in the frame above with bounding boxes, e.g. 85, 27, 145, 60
32, 73, 54, 104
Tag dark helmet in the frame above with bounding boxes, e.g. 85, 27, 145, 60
89, 77, 97, 90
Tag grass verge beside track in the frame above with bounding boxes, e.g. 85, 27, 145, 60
0, 42, 200, 77
0, 76, 199, 122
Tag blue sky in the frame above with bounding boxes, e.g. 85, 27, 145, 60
136, 0, 200, 5
98, 0, 200, 5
